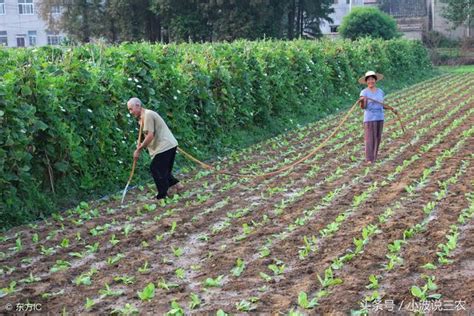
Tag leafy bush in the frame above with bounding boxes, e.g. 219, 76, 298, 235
339, 7, 400, 40
0, 38, 432, 229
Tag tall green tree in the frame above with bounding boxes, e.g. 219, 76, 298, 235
440, 0, 473, 31
210, 0, 289, 41
106, 0, 161, 42
39, 0, 161, 43
151, 0, 211, 42
38, 0, 105, 42
287, 0, 334, 39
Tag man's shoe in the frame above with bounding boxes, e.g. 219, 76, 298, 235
174, 183, 184, 193
156, 194, 167, 200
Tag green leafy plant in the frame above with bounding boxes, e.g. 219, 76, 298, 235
50, 260, 72, 273
107, 253, 125, 266
172, 246, 184, 257
366, 275, 379, 290
231, 258, 246, 277
259, 246, 271, 258
175, 268, 186, 279
235, 299, 256, 312
111, 303, 139, 315
165, 300, 184, 316
99, 283, 124, 297
138, 261, 150, 274
41, 245, 55, 256
158, 278, 179, 291
298, 291, 318, 309
0, 281, 17, 297
113, 275, 135, 285
137, 283, 155, 301
268, 261, 285, 276
109, 234, 120, 246
203, 275, 224, 287
123, 224, 134, 238
317, 268, 343, 289
84, 297, 95, 310
410, 275, 442, 300
85, 242, 100, 254
189, 293, 201, 309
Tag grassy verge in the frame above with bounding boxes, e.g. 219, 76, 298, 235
437, 65, 474, 73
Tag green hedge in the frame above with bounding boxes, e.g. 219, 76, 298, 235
0, 38, 432, 229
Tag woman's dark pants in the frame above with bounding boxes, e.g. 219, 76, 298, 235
364, 120, 384, 162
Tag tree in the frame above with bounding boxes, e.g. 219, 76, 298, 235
339, 6, 400, 40
287, 0, 334, 39
38, 0, 106, 43
151, 0, 211, 42
210, 0, 289, 41
440, 0, 473, 31
106, 0, 161, 42
39, 0, 161, 43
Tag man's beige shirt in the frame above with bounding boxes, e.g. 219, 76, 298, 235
142, 109, 178, 158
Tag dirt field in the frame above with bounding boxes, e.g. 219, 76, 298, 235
1, 73, 473, 315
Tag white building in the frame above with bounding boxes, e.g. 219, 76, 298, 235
321, 0, 371, 37
0, 0, 64, 47
321, 0, 473, 40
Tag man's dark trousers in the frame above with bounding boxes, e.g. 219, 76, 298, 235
150, 146, 179, 199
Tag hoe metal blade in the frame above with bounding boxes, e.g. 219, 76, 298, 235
121, 181, 130, 204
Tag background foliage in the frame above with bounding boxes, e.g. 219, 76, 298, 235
0, 38, 433, 229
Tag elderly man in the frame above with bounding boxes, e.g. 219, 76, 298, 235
127, 97, 181, 200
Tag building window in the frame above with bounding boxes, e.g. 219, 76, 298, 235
330, 25, 339, 33
47, 33, 61, 45
18, 0, 34, 15
346, 0, 350, 4
364, 0, 378, 3
0, 0, 5, 15
51, 5, 60, 14
0, 31, 8, 46
28, 31, 37, 46
16, 35, 26, 47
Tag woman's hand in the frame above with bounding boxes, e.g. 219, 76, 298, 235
386, 106, 398, 115
358, 96, 366, 109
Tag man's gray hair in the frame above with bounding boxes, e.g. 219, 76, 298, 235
127, 97, 142, 107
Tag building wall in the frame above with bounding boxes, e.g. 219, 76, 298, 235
0, 0, 64, 47
383, 0, 427, 17
320, 0, 365, 35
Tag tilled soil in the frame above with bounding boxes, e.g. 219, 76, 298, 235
1, 73, 473, 315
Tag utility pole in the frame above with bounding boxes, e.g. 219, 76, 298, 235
431, 0, 435, 31
468, 0, 471, 37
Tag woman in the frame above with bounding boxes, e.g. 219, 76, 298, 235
358, 71, 397, 164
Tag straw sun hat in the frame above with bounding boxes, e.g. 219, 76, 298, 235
358, 71, 384, 84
